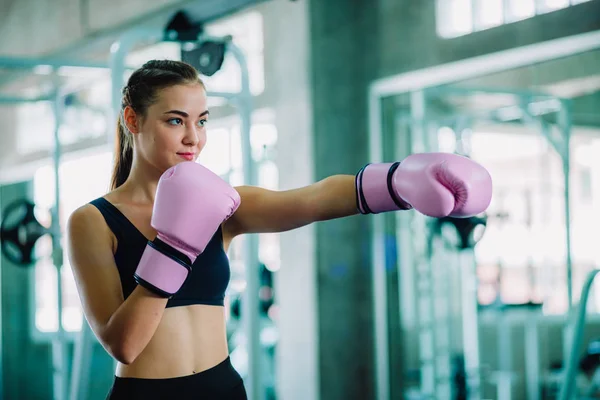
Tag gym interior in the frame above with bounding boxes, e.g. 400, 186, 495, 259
1, 0, 600, 399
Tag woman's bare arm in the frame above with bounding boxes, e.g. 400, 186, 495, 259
66, 204, 167, 364
225, 175, 358, 237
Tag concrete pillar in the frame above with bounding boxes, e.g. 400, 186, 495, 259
308, 0, 380, 398
262, 1, 318, 399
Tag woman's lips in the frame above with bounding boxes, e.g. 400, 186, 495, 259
177, 153, 195, 161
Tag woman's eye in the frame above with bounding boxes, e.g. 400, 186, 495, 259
198, 119, 208, 127
167, 118, 183, 125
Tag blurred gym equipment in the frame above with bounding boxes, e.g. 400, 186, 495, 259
0, 85, 73, 400
559, 269, 600, 400
427, 214, 488, 399
368, 33, 600, 400
0, 199, 54, 266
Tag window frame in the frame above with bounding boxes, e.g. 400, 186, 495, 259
436, 0, 592, 39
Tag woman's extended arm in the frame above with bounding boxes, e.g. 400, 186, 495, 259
225, 174, 358, 236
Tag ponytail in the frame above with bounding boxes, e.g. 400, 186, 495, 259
110, 118, 133, 190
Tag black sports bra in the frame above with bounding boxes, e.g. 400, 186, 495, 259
89, 197, 231, 308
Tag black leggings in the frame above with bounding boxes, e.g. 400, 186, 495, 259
106, 357, 247, 400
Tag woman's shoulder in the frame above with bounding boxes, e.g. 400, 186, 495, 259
68, 201, 107, 230
69, 190, 121, 231
68, 198, 117, 251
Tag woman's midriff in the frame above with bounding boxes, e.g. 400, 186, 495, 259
115, 304, 229, 379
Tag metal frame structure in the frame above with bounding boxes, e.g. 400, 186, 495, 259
399, 85, 568, 400
0, 58, 114, 400
0, 26, 263, 400
367, 30, 600, 400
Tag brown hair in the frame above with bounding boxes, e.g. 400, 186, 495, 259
110, 60, 204, 190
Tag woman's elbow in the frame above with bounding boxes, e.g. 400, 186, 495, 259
109, 342, 138, 365
102, 336, 139, 365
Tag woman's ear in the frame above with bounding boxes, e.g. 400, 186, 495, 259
123, 106, 141, 134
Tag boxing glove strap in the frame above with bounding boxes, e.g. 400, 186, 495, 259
355, 166, 369, 214
134, 275, 178, 299
134, 238, 193, 298
355, 162, 411, 214
147, 237, 192, 266
386, 162, 412, 211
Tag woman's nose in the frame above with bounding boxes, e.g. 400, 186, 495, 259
183, 126, 200, 145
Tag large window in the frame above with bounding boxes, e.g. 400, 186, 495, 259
17, 10, 265, 156
199, 112, 281, 294
457, 129, 600, 315
204, 10, 265, 98
14, 65, 111, 156
33, 151, 113, 333
436, 0, 592, 38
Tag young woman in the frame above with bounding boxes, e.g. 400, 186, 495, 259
66, 59, 492, 399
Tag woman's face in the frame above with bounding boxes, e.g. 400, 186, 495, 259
132, 83, 209, 172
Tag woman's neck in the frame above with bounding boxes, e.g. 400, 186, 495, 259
119, 159, 163, 204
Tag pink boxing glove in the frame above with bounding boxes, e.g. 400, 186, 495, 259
356, 152, 492, 218
134, 162, 241, 298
